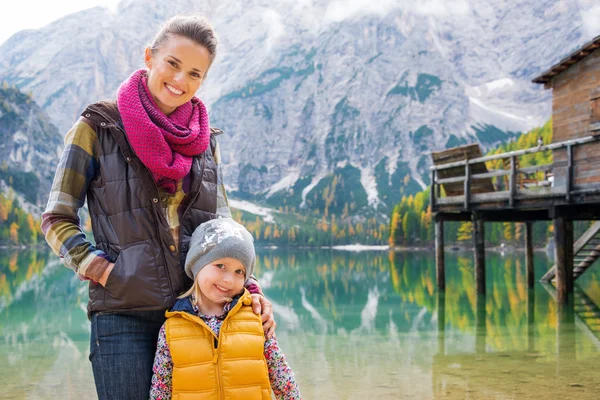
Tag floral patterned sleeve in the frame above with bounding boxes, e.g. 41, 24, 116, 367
265, 334, 301, 400
149, 325, 173, 400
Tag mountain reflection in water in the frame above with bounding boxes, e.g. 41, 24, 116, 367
1, 249, 599, 399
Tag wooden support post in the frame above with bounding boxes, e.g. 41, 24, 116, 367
526, 222, 534, 288
437, 290, 446, 355
435, 219, 445, 290
566, 144, 573, 203
430, 170, 437, 211
473, 214, 486, 295
464, 161, 470, 210
509, 155, 516, 207
565, 220, 574, 294
475, 294, 487, 354
527, 288, 535, 352
556, 302, 576, 369
554, 216, 573, 304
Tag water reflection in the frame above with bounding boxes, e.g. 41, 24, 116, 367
1, 248, 600, 399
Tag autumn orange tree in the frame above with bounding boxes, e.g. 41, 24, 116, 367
0, 193, 41, 246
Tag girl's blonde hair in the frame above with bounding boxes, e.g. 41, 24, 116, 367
179, 276, 202, 303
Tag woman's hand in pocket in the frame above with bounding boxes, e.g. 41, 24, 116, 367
99, 263, 115, 287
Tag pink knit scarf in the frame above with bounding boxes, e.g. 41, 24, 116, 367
116, 69, 210, 194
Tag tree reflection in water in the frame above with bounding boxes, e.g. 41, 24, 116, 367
1, 248, 600, 399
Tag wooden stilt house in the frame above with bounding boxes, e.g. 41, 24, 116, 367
430, 34, 600, 304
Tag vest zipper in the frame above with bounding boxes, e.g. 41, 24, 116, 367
95, 110, 176, 300
175, 296, 247, 399
215, 346, 223, 399
182, 296, 243, 399
178, 154, 207, 253
215, 300, 243, 400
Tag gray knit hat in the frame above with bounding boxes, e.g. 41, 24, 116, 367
184, 218, 256, 281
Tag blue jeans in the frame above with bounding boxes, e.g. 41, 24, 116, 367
89, 310, 166, 400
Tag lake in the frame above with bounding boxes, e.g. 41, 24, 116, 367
1, 248, 599, 399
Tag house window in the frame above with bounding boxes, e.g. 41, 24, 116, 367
591, 88, 600, 131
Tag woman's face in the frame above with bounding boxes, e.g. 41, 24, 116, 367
144, 34, 212, 116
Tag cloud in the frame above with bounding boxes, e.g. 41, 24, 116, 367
263, 8, 285, 52
324, 0, 469, 23
581, 5, 600, 39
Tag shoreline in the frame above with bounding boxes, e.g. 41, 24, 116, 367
2, 243, 550, 252
0, 243, 49, 250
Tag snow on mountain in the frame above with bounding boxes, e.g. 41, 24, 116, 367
0, 85, 63, 210
0, 0, 596, 216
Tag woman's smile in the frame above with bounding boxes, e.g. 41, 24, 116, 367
164, 82, 184, 96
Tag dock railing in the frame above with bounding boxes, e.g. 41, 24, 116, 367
430, 135, 600, 211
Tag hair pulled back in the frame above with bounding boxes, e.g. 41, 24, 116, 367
150, 15, 218, 64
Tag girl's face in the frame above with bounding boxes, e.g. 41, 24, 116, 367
144, 34, 212, 116
196, 257, 246, 306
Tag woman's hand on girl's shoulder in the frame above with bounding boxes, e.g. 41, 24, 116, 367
250, 293, 276, 338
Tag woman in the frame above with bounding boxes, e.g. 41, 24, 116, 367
41, 15, 275, 400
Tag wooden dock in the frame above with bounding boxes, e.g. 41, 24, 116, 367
431, 34, 600, 305
430, 135, 600, 304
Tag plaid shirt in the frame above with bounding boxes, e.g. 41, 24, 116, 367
41, 119, 232, 282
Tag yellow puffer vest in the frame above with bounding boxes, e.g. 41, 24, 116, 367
165, 290, 271, 400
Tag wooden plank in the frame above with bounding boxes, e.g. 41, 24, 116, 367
437, 291, 446, 355
575, 250, 600, 256
566, 144, 573, 202
554, 217, 573, 304
526, 222, 534, 288
474, 215, 486, 295
570, 186, 600, 196
436, 220, 445, 290
430, 170, 437, 210
483, 210, 551, 222
434, 212, 472, 222
436, 174, 509, 185
541, 221, 600, 282
437, 194, 600, 215
473, 169, 511, 179
574, 222, 600, 250
431, 143, 481, 161
527, 289, 535, 351
464, 162, 470, 209
436, 187, 565, 206
431, 144, 495, 196
509, 156, 516, 207
518, 164, 554, 174
431, 135, 600, 171
551, 204, 600, 219
475, 294, 486, 354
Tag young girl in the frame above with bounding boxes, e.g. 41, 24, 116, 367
150, 218, 301, 399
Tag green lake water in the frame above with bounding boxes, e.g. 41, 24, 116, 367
1, 248, 599, 399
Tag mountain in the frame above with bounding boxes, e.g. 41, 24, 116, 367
0, 0, 596, 218
0, 83, 62, 211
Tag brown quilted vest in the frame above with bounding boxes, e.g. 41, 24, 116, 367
82, 101, 220, 314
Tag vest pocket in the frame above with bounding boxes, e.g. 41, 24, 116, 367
103, 240, 166, 309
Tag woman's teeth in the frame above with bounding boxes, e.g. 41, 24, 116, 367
165, 83, 183, 95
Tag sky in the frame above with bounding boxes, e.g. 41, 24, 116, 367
1, 0, 599, 48
0, 0, 120, 45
